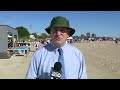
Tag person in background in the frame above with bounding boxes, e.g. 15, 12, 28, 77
23, 39, 25, 43
115, 39, 118, 44
26, 16, 87, 79
34, 39, 40, 50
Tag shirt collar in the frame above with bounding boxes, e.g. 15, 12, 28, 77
50, 42, 67, 54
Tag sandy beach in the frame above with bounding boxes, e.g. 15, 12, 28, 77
0, 41, 120, 79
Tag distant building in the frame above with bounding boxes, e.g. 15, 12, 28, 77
91, 33, 96, 38
30, 34, 35, 39
0, 25, 18, 58
86, 32, 90, 38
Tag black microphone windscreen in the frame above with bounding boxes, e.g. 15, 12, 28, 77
54, 62, 62, 71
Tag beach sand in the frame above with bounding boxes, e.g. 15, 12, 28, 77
0, 41, 120, 79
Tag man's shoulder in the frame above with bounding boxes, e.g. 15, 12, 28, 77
36, 43, 51, 52
66, 44, 84, 57
66, 44, 80, 52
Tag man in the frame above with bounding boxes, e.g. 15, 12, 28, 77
26, 16, 87, 79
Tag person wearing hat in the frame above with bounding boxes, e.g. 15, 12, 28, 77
26, 16, 87, 79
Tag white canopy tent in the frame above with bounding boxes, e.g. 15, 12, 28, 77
8, 34, 12, 38
67, 37, 73, 40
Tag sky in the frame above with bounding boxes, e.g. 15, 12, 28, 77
0, 11, 120, 38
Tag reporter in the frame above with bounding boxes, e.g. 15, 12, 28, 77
25, 16, 87, 79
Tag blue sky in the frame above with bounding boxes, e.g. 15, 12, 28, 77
0, 11, 120, 37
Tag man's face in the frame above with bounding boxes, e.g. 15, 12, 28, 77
50, 27, 70, 47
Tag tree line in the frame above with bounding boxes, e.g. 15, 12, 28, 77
15, 26, 51, 41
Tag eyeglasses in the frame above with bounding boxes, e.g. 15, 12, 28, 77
51, 27, 70, 33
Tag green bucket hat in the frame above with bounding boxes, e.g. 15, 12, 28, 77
45, 16, 75, 36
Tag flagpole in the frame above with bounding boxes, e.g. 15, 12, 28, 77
30, 25, 32, 33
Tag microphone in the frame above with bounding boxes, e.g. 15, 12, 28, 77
50, 62, 62, 79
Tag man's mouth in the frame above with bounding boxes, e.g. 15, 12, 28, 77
55, 37, 61, 41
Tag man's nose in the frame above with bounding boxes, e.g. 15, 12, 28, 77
56, 30, 62, 35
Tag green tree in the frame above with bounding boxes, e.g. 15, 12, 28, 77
15, 26, 30, 39
40, 33, 51, 39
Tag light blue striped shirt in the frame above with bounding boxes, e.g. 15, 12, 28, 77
25, 42, 87, 79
